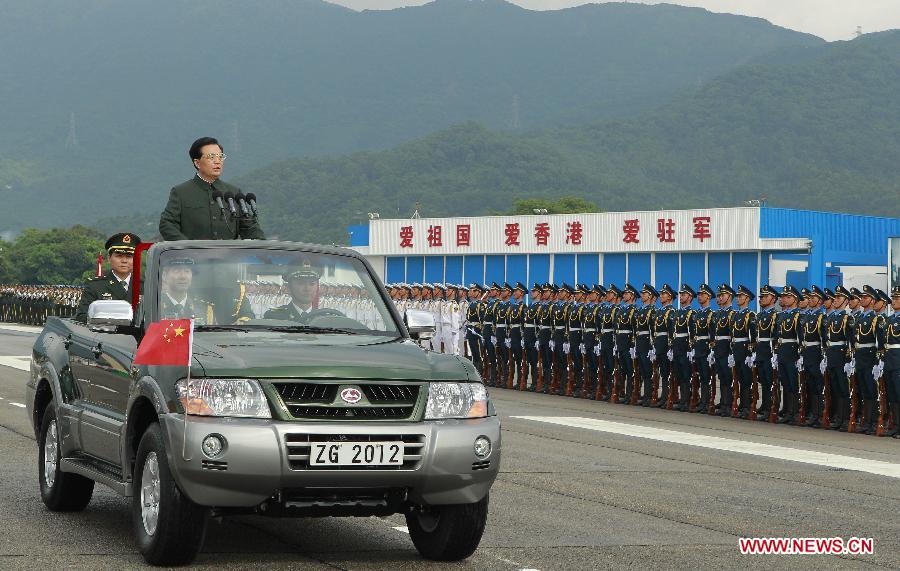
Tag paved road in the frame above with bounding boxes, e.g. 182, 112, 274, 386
0, 324, 898, 570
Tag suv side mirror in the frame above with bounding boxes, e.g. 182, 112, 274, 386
87, 300, 134, 332
405, 309, 435, 341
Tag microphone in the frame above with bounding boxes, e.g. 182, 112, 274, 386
223, 191, 238, 218
211, 189, 227, 217
235, 192, 252, 218
245, 193, 259, 217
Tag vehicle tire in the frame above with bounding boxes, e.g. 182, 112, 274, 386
405, 494, 489, 561
132, 422, 207, 566
39, 404, 94, 511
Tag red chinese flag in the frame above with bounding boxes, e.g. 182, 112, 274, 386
133, 319, 194, 367
96, 253, 103, 277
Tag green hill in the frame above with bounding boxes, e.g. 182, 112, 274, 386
0, 0, 819, 231
202, 30, 899, 243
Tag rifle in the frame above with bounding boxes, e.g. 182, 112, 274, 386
730, 362, 739, 417
848, 371, 858, 433
748, 362, 758, 421
630, 353, 641, 405
709, 366, 718, 415
768, 365, 779, 423
595, 347, 607, 401
507, 340, 515, 389
519, 344, 529, 391
821, 369, 831, 429
665, 359, 676, 410
566, 348, 575, 396
610, 353, 621, 404
876, 369, 887, 436
690, 361, 699, 412
650, 360, 659, 407
536, 346, 544, 392
798, 368, 807, 423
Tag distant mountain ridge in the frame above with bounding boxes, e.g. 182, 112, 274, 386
0, 0, 820, 231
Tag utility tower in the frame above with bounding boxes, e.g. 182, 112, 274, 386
65, 112, 78, 148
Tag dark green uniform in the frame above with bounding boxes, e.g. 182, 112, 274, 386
75, 273, 133, 322
159, 294, 216, 325
159, 175, 265, 241
264, 303, 310, 322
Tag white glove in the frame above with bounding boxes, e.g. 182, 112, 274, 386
534, 341, 541, 351
549, 340, 556, 351
649, 348, 657, 362
821, 356, 827, 369
521, 339, 526, 349
846, 358, 856, 376
666, 349, 674, 362
593, 345, 601, 356
579, 343, 586, 355
874, 360, 884, 379
613, 344, 619, 354
490, 336, 497, 345
744, 356, 754, 368
708, 353, 716, 366
750, 352, 757, 363
819, 359, 827, 375
630, 347, 637, 359
771, 355, 778, 370
843, 362, 853, 376
504, 339, 511, 349
796, 358, 803, 372
727, 354, 735, 368
563, 342, 570, 354
687, 350, 695, 361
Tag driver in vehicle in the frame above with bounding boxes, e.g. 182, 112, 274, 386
158, 257, 216, 324
264, 258, 322, 322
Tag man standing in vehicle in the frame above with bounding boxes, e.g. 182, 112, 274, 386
159, 137, 266, 241
75, 232, 141, 322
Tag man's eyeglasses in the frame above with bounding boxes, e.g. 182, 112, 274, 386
202, 153, 227, 161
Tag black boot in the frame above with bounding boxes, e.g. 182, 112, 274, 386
829, 397, 843, 430
886, 403, 900, 437
778, 396, 793, 424
858, 400, 874, 435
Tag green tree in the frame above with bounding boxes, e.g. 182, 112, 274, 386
506, 196, 602, 215
7, 225, 105, 284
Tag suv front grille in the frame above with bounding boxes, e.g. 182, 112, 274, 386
270, 382, 422, 421
284, 433, 425, 471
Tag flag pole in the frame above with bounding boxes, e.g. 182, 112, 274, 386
182, 319, 195, 461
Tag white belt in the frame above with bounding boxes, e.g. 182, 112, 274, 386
601, 329, 615, 333
636, 331, 650, 336
584, 328, 596, 332
732, 337, 749, 342
715, 336, 731, 341
495, 324, 506, 328
655, 332, 668, 337
674, 333, 690, 338
569, 327, 582, 331
856, 343, 875, 348
828, 341, 845, 347
757, 337, 771, 342
780, 339, 798, 344
524, 324, 536, 328
886, 344, 900, 349
694, 336, 709, 340
553, 326, 565, 331
802, 341, 820, 347
617, 329, 632, 334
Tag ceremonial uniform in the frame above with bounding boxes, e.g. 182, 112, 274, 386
825, 286, 856, 431
494, 292, 511, 387
523, 287, 542, 391
508, 284, 528, 388
615, 285, 638, 402
754, 291, 778, 421
730, 286, 757, 418
653, 286, 676, 408
465, 287, 485, 373
883, 287, 900, 437
634, 286, 656, 405
800, 291, 826, 426
159, 293, 216, 325
551, 288, 571, 395
672, 285, 697, 412
74, 232, 141, 322
567, 288, 587, 397
693, 284, 716, 414
853, 285, 883, 434
538, 286, 555, 394
713, 287, 736, 417
598, 288, 620, 400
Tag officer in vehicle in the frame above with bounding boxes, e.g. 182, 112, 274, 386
158, 257, 216, 324
265, 259, 323, 322
159, 136, 266, 241
75, 232, 141, 322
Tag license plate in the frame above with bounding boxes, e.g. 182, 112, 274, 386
309, 441, 404, 466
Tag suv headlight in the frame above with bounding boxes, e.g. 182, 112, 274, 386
176, 378, 271, 418
425, 382, 490, 420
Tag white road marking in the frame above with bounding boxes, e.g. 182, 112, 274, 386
9, 402, 26, 408
0, 324, 42, 333
513, 416, 900, 479
0, 356, 31, 371
391, 526, 409, 533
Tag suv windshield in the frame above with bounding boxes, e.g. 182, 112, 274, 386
155, 248, 399, 336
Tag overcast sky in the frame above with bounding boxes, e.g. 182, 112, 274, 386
327, 0, 900, 41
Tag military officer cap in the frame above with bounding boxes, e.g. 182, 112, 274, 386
434, 283, 445, 291
759, 284, 778, 297
500, 282, 512, 291
735, 284, 755, 300
800, 287, 810, 298
489, 282, 501, 291
891, 285, 900, 298
659, 283, 676, 298
680, 283, 697, 298
823, 287, 834, 300
284, 257, 320, 282
698, 283, 715, 297
468, 282, 482, 291
832, 285, 851, 299
876, 289, 889, 303
861, 285, 878, 299
447, 283, 458, 291
607, 284, 622, 297
849, 287, 862, 301
513, 282, 528, 293
105, 232, 141, 254
641, 283, 659, 298
717, 283, 736, 297
780, 284, 800, 298
410, 283, 421, 289
809, 285, 825, 299
575, 283, 588, 294
550, 284, 560, 293
541, 282, 553, 291
623, 283, 639, 297
531, 283, 542, 292
593, 284, 607, 295
560, 283, 574, 294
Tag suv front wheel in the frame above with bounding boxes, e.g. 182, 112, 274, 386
406, 494, 489, 561
133, 422, 208, 565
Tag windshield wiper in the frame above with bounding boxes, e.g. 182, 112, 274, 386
268, 325, 358, 335
194, 325, 251, 332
